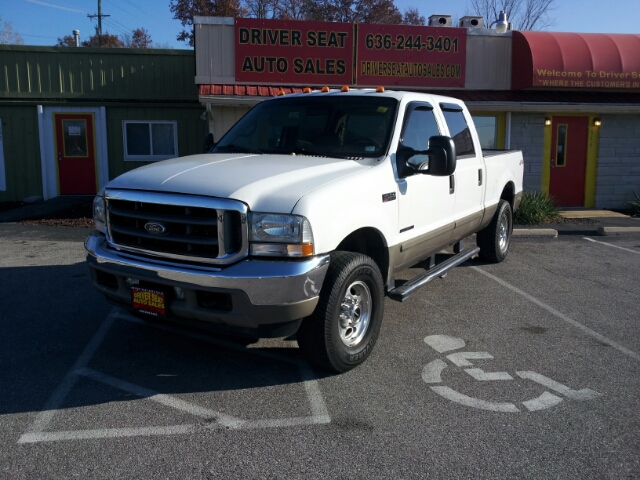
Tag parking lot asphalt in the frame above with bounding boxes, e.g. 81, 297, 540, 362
1, 224, 639, 479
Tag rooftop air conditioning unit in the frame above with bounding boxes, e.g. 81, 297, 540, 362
428, 14, 452, 27
459, 16, 484, 28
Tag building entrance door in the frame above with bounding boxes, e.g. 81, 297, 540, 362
549, 116, 589, 207
53, 112, 97, 195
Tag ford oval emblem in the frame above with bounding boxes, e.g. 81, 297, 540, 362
144, 222, 166, 235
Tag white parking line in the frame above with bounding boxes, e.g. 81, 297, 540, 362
583, 237, 640, 255
21, 309, 118, 438
472, 267, 640, 363
19, 426, 198, 444
19, 307, 330, 444
76, 368, 245, 428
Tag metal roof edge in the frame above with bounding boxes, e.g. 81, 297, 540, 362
464, 101, 640, 113
194, 16, 234, 25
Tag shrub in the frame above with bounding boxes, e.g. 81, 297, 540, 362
628, 193, 640, 217
513, 191, 562, 225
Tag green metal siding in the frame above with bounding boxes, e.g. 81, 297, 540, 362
1, 46, 197, 102
0, 106, 42, 202
106, 106, 206, 180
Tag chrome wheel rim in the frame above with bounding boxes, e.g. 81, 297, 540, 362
338, 280, 372, 347
498, 212, 510, 255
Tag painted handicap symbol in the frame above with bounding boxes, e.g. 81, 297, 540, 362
422, 335, 601, 412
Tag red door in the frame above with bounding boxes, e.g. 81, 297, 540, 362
549, 116, 588, 207
54, 113, 97, 195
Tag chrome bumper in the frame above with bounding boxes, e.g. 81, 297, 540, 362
85, 233, 329, 330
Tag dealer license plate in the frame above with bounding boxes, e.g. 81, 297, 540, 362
131, 287, 166, 316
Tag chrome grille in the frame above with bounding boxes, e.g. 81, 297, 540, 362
104, 190, 248, 265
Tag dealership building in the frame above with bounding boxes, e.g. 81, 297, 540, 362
194, 15, 640, 209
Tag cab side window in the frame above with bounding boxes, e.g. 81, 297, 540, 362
401, 106, 440, 151
441, 107, 475, 158
399, 105, 440, 173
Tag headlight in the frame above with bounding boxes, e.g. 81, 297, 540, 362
93, 195, 105, 233
249, 213, 314, 257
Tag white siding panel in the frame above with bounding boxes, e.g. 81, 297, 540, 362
195, 21, 236, 84
211, 106, 251, 141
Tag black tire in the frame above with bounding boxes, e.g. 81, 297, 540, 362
297, 251, 384, 373
477, 199, 512, 263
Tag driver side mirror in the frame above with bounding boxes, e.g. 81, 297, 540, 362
397, 135, 456, 177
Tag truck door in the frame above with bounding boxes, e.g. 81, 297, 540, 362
395, 103, 455, 269
440, 104, 484, 242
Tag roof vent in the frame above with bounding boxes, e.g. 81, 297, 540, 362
428, 14, 452, 27
459, 16, 484, 28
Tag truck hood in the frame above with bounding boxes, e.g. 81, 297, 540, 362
107, 153, 371, 213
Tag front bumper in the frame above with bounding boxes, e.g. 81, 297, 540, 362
85, 233, 329, 332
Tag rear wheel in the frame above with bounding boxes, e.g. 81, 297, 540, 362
297, 251, 384, 373
477, 199, 512, 263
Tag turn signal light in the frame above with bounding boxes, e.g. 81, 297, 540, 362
341, 85, 350, 92
321, 86, 330, 92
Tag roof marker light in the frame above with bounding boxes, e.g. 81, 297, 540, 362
321, 86, 330, 92
277, 89, 286, 96
303, 87, 312, 93
376, 86, 385, 93
341, 85, 350, 92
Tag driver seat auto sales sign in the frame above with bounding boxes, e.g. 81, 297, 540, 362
234, 18, 466, 88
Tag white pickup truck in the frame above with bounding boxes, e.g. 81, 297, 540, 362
86, 88, 523, 372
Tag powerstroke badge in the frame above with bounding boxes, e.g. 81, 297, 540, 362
382, 192, 396, 203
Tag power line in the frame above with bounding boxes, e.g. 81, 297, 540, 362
109, 17, 134, 32
120, 0, 148, 16
103, 0, 142, 22
102, 19, 129, 36
21, 33, 60, 39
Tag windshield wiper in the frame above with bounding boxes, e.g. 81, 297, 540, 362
214, 144, 263, 154
288, 146, 328, 157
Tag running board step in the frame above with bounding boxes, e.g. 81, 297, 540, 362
388, 247, 480, 302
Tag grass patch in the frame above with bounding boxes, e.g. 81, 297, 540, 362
627, 193, 640, 217
513, 191, 562, 225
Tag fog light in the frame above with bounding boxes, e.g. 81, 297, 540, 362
125, 277, 140, 288
173, 287, 186, 300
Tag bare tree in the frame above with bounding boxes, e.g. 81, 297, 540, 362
402, 7, 425, 25
273, 0, 307, 19
303, 0, 402, 24
122, 28, 153, 48
81, 32, 125, 48
0, 17, 24, 45
170, 0, 247, 46
245, 0, 277, 18
56, 35, 77, 47
468, 0, 555, 30
57, 28, 154, 48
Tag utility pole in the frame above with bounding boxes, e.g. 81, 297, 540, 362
87, 0, 109, 47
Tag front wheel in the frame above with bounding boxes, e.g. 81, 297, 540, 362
477, 199, 512, 263
297, 251, 384, 373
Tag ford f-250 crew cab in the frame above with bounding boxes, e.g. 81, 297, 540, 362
86, 88, 523, 372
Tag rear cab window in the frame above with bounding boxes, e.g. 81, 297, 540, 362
440, 103, 476, 159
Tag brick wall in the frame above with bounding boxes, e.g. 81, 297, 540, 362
594, 115, 640, 209
507, 113, 640, 210
509, 113, 545, 192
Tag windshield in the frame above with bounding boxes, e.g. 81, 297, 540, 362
213, 95, 398, 158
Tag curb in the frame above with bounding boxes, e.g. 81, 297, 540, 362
512, 228, 558, 237
598, 226, 640, 236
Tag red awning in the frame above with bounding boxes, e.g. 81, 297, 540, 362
512, 31, 640, 91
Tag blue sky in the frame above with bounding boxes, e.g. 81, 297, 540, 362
3, 0, 639, 49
